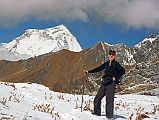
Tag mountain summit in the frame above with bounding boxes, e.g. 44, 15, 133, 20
3, 25, 82, 57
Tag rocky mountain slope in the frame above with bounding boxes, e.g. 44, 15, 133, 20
0, 34, 158, 95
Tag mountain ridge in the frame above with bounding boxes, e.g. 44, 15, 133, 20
0, 26, 158, 94
0, 35, 158, 94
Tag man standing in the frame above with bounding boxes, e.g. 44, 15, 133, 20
83, 50, 125, 120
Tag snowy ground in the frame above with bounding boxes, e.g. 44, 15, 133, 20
0, 82, 159, 120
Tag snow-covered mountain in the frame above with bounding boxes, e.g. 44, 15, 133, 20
0, 82, 158, 120
2, 25, 82, 57
134, 34, 159, 48
132, 34, 159, 63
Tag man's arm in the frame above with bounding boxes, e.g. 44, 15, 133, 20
83, 62, 106, 76
88, 62, 106, 73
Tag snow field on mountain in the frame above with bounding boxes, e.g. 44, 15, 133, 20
0, 82, 159, 120
134, 37, 158, 49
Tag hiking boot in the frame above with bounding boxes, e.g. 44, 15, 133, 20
106, 116, 113, 120
106, 117, 113, 120
91, 112, 101, 116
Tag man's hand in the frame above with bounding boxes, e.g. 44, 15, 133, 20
112, 77, 116, 81
83, 70, 88, 76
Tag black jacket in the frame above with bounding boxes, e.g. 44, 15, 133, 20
88, 60, 125, 81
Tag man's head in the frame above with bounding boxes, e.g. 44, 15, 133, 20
108, 50, 116, 61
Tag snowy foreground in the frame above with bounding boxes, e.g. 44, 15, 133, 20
0, 82, 159, 120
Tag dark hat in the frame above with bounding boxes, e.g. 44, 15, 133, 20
108, 50, 116, 55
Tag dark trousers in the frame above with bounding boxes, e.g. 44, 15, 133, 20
94, 82, 116, 118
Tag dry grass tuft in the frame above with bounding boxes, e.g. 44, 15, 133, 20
83, 99, 93, 112
0, 98, 7, 105
44, 92, 53, 100
33, 103, 61, 120
134, 107, 151, 120
57, 94, 64, 100
0, 115, 2, 120
3, 82, 16, 90
128, 113, 133, 120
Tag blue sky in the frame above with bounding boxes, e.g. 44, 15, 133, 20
0, 0, 159, 49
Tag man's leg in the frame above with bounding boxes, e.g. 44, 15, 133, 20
93, 84, 106, 116
105, 82, 116, 118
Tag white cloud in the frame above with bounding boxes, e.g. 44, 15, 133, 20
0, 0, 159, 29
0, 45, 29, 61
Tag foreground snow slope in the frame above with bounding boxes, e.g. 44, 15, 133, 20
0, 82, 158, 120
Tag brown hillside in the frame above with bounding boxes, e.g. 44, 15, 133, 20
0, 43, 108, 93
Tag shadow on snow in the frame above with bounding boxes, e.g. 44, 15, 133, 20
101, 113, 127, 119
